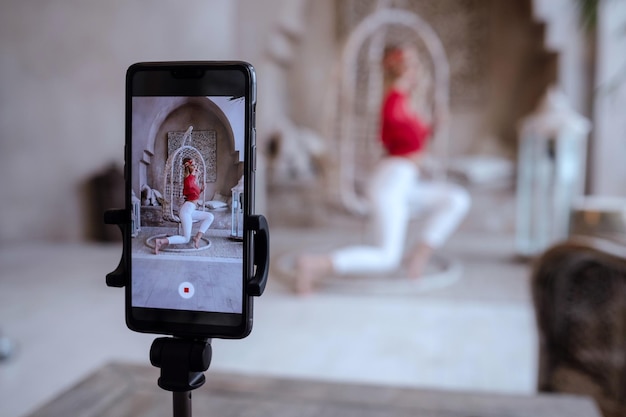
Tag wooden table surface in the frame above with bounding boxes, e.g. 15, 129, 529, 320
27, 362, 601, 417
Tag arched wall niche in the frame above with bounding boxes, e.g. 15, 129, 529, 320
134, 96, 240, 201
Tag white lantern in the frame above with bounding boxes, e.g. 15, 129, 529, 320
131, 190, 141, 238
230, 177, 244, 240
516, 87, 591, 257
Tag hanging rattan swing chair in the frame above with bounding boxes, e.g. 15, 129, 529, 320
273, 7, 462, 294
323, 7, 451, 216
146, 126, 212, 252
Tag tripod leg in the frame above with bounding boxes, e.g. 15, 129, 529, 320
173, 391, 192, 417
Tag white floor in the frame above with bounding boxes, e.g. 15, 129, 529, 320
0, 224, 538, 417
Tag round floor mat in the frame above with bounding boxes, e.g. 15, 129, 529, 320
145, 234, 212, 253
273, 249, 462, 296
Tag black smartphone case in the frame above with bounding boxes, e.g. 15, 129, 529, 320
120, 62, 262, 339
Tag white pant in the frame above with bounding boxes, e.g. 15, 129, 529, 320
167, 201, 214, 244
332, 157, 470, 275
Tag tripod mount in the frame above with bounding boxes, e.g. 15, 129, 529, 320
105, 208, 269, 417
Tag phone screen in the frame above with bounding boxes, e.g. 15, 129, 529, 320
125, 63, 256, 338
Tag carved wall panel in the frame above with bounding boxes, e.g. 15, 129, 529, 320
336, 0, 491, 106
167, 130, 217, 183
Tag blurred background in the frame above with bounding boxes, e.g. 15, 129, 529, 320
0, 0, 624, 243
1, 1, 625, 417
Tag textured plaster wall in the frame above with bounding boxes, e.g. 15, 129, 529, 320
0, 0, 237, 242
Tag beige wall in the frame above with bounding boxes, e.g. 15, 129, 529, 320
0, 0, 238, 242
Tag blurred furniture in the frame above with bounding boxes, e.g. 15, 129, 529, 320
27, 362, 601, 417
532, 236, 626, 417
569, 196, 626, 244
87, 164, 124, 242
0, 331, 14, 362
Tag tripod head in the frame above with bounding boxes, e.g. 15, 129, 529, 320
150, 337, 212, 392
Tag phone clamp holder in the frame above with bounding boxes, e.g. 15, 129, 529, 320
103, 208, 128, 288
104, 208, 270, 417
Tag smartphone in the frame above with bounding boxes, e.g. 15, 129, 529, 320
125, 62, 256, 339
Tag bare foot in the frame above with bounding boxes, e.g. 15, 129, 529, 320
406, 243, 433, 279
294, 254, 332, 295
192, 233, 203, 249
155, 238, 168, 255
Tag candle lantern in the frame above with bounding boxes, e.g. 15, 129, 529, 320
230, 177, 244, 240
516, 88, 591, 257
131, 190, 141, 238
